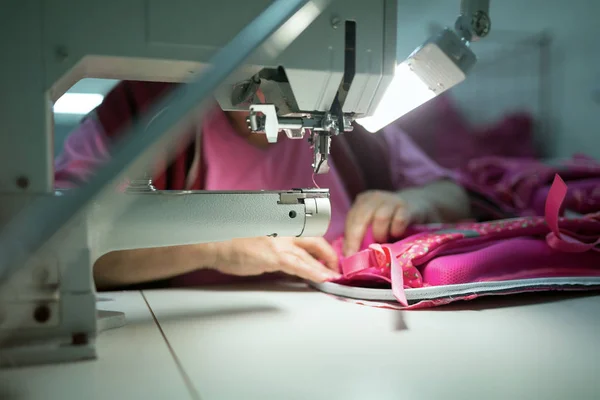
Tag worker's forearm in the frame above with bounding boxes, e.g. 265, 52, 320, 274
93, 242, 219, 290
399, 180, 471, 223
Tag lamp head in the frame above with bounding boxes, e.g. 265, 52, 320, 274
356, 28, 476, 133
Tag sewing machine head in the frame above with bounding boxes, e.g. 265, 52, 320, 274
210, 3, 484, 175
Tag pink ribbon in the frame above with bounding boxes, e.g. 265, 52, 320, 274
340, 243, 409, 306
386, 245, 408, 306
545, 174, 600, 253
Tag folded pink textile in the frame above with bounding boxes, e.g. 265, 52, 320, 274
458, 154, 600, 219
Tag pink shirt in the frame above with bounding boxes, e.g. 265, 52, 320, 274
55, 108, 449, 242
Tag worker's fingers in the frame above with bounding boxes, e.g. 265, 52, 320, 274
284, 249, 340, 282
278, 253, 316, 281
371, 204, 397, 243
294, 247, 342, 281
344, 192, 389, 256
390, 206, 411, 238
343, 203, 377, 257
296, 237, 339, 272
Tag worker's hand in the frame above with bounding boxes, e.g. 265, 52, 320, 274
344, 190, 428, 256
213, 237, 341, 282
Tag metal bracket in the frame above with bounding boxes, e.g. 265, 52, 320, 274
278, 189, 330, 237
278, 188, 329, 204
125, 177, 157, 193
455, 0, 491, 42
248, 104, 280, 143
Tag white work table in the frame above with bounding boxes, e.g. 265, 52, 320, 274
0, 291, 191, 400
3, 283, 600, 400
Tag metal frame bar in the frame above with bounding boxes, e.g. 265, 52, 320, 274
0, 0, 332, 285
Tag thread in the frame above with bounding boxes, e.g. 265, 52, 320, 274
312, 172, 320, 189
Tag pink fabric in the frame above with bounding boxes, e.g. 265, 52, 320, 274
332, 175, 600, 307
54, 106, 449, 286
459, 154, 600, 218
422, 238, 600, 286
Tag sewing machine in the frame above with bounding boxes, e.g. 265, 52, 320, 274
0, 0, 488, 368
